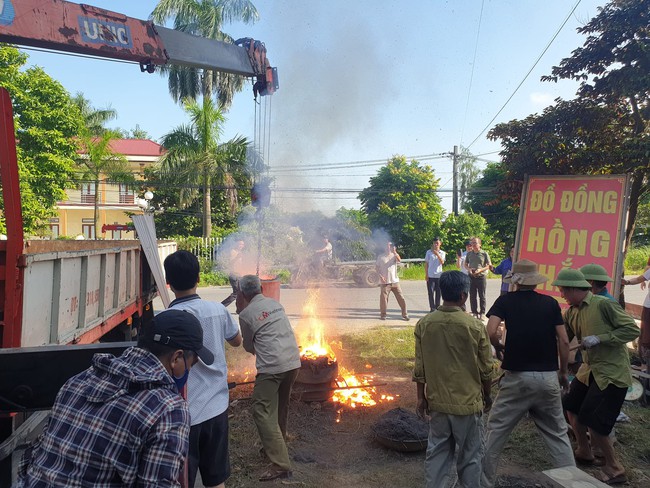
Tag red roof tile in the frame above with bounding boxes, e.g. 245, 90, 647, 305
108, 139, 164, 156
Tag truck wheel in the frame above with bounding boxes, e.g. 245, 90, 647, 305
360, 268, 380, 287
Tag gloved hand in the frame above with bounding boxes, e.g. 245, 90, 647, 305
581, 335, 601, 349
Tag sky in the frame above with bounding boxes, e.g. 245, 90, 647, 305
16, 0, 611, 215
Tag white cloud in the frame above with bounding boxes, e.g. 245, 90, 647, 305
530, 92, 556, 107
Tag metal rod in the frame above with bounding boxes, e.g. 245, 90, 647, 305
299, 382, 388, 394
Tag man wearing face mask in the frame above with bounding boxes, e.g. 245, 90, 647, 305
17, 309, 212, 487
165, 250, 242, 488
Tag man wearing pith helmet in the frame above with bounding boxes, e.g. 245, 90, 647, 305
580, 263, 615, 301
552, 268, 638, 485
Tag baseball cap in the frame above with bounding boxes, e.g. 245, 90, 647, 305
147, 309, 214, 365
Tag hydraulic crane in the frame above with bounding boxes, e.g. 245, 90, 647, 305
0, 1, 278, 485
0, 0, 278, 94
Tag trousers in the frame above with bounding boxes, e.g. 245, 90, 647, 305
481, 371, 575, 487
251, 369, 299, 471
426, 277, 442, 311
469, 275, 487, 315
379, 283, 408, 317
425, 411, 483, 488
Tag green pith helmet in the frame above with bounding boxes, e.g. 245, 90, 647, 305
579, 263, 613, 282
551, 268, 591, 288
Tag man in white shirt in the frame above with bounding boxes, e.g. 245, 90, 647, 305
164, 250, 242, 488
424, 237, 446, 311
457, 240, 472, 275
376, 241, 409, 321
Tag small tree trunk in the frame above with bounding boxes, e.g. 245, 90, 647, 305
203, 172, 212, 238
93, 178, 99, 239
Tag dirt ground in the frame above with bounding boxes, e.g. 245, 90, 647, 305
224, 363, 588, 488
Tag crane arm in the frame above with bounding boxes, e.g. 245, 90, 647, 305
0, 0, 277, 92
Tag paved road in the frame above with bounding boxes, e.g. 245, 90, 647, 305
155, 278, 647, 336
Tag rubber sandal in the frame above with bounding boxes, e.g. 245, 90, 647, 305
597, 471, 627, 485
574, 456, 595, 466
259, 469, 292, 482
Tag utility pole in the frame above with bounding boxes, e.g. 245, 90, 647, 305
452, 145, 459, 215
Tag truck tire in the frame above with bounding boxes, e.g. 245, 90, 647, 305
360, 268, 380, 287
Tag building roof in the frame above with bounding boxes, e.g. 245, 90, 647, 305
107, 139, 164, 156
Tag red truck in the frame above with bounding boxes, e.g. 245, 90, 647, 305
0, 1, 277, 483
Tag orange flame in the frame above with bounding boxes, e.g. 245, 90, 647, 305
297, 289, 395, 410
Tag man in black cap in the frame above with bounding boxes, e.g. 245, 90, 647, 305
17, 309, 212, 487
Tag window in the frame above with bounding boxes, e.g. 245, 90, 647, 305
81, 183, 95, 204
82, 224, 95, 239
119, 184, 134, 204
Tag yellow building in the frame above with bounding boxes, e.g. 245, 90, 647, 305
54, 139, 163, 239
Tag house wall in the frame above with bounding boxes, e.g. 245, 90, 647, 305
54, 146, 160, 239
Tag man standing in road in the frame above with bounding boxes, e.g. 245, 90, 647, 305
457, 240, 472, 275
221, 239, 245, 308
490, 246, 514, 296
465, 237, 492, 320
376, 241, 409, 321
424, 237, 446, 311
165, 250, 242, 488
553, 269, 639, 486
414, 271, 494, 488
238, 274, 301, 482
482, 259, 574, 487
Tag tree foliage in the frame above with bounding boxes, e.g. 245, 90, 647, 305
464, 162, 518, 245
155, 97, 251, 237
0, 46, 83, 234
76, 130, 134, 238
358, 156, 445, 257
457, 146, 481, 208
150, 0, 259, 109
488, 0, 649, 248
72, 92, 117, 136
440, 212, 503, 265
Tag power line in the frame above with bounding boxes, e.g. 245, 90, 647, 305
460, 0, 486, 146
269, 153, 450, 171
466, 0, 583, 150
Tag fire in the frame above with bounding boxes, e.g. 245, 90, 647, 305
297, 290, 395, 413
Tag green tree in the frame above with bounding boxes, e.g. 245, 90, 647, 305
157, 97, 250, 237
150, 0, 259, 109
457, 146, 481, 208
76, 131, 134, 238
489, 0, 649, 249
142, 167, 203, 237
72, 92, 117, 136
463, 162, 518, 244
440, 212, 503, 266
358, 156, 445, 257
129, 124, 150, 139
0, 46, 83, 234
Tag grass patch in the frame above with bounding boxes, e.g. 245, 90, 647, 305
625, 246, 650, 275
338, 327, 415, 373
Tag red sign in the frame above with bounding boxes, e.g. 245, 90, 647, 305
101, 224, 133, 233
516, 175, 630, 301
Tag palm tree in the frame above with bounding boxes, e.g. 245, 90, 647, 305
72, 93, 117, 136
77, 130, 134, 238
150, 0, 259, 109
157, 97, 249, 237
